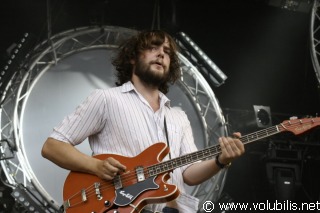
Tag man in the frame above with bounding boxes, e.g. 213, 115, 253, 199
41, 29, 245, 213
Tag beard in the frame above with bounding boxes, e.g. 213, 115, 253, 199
134, 59, 169, 88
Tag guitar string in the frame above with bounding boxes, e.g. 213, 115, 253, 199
65, 143, 221, 207
65, 124, 285, 206
145, 119, 319, 181
66, 139, 231, 207
66, 144, 221, 208
64, 124, 285, 206
65, 119, 319, 206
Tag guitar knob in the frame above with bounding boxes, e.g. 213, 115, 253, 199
104, 200, 111, 207
289, 116, 298, 120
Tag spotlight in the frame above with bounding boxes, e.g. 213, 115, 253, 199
253, 105, 272, 128
175, 32, 227, 87
227, 105, 272, 133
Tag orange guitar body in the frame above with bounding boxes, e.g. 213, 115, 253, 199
63, 142, 179, 213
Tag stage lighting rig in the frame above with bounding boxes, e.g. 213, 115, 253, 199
0, 33, 32, 102
0, 140, 14, 160
175, 32, 227, 87
268, 0, 312, 12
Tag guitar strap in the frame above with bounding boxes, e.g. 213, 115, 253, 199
164, 116, 172, 160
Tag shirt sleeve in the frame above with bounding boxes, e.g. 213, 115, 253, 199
50, 89, 107, 145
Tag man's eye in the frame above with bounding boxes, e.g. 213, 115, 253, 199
151, 46, 158, 51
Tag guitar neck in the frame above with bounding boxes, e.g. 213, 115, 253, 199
148, 124, 282, 176
240, 124, 282, 144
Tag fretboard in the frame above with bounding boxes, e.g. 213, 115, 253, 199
147, 124, 282, 176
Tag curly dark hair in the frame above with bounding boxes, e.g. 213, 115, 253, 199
111, 29, 181, 94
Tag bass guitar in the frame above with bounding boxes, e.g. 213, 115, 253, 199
62, 117, 320, 213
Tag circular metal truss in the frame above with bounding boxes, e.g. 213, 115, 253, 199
311, 0, 320, 85
0, 25, 227, 212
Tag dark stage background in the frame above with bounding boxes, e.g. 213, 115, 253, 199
1, 0, 320, 211
1, 0, 319, 115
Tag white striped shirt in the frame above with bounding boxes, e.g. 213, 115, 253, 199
50, 81, 199, 212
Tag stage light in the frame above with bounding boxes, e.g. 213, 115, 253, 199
225, 105, 272, 133
175, 32, 227, 87
253, 105, 272, 128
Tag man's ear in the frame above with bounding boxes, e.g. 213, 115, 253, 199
130, 59, 135, 65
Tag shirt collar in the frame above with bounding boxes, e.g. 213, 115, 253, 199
121, 81, 135, 93
121, 81, 171, 108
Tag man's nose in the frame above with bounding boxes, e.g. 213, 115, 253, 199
157, 48, 165, 58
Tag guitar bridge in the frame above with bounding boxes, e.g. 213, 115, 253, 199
81, 189, 87, 202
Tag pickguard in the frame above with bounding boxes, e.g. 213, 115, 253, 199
114, 176, 159, 206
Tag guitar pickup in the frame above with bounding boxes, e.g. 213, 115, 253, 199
114, 175, 123, 190
94, 182, 102, 200
135, 166, 145, 182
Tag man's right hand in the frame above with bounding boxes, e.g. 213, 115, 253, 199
95, 157, 127, 180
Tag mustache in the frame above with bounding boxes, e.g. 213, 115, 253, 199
150, 60, 166, 69
150, 59, 163, 65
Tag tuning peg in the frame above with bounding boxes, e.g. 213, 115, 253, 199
289, 116, 298, 120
